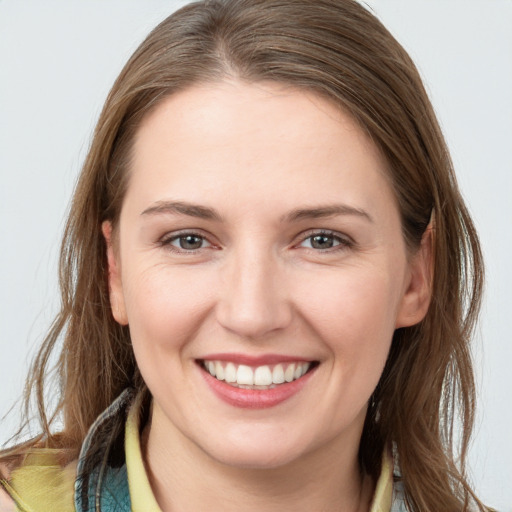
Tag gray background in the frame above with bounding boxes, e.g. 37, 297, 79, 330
1, 1, 511, 509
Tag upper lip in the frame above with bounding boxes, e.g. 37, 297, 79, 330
197, 353, 316, 366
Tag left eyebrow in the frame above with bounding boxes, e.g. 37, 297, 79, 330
141, 200, 223, 221
282, 204, 373, 223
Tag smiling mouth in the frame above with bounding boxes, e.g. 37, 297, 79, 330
198, 360, 317, 389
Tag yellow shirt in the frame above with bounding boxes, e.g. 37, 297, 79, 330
1, 392, 396, 511
124, 392, 395, 512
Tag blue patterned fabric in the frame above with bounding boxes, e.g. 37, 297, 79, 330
74, 388, 135, 512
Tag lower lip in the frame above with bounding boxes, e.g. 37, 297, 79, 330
200, 365, 316, 409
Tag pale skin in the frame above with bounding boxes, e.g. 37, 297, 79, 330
103, 80, 432, 512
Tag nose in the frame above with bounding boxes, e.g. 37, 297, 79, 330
216, 248, 293, 340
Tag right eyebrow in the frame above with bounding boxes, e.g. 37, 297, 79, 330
141, 200, 223, 221
282, 204, 373, 223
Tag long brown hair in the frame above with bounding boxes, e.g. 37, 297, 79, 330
2, 1, 486, 509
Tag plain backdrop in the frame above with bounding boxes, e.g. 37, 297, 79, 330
0, 1, 511, 509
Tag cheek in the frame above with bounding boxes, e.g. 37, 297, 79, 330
122, 264, 219, 403
122, 265, 216, 355
296, 266, 402, 361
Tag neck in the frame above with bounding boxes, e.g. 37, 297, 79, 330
142, 408, 373, 512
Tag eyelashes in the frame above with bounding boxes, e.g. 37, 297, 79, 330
159, 230, 216, 253
158, 229, 354, 255
297, 230, 353, 251
165, 233, 212, 251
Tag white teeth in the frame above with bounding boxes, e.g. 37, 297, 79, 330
284, 364, 295, 382
254, 365, 273, 386
236, 365, 254, 385
225, 362, 237, 383
272, 364, 285, 384
215, 361, 225, 381
203, 360, 312, 386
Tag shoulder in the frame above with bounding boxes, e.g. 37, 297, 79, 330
0, 462, 16, 512
0, 488, 16, 512
0, 449, 76, 512
0, 461, 16, 512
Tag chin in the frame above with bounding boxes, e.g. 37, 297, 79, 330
208, 445, 305, 470
196, 425, 317, 470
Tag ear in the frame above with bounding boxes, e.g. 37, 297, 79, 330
395, 221, 434, 328
102, 221, 128, 326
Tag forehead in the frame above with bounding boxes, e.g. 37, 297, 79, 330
134, 80, 376, 160
126, 80, 396, 219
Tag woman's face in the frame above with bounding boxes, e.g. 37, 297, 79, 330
105, 81, 430, 469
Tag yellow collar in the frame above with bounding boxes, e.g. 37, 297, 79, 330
124, 395, 394, 511
125, 392, 162, 512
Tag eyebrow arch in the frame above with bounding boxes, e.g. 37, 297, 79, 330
141, 200, 223, 221
283, 204, 373, 223
141, 200, 372, 224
